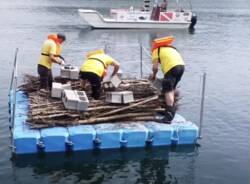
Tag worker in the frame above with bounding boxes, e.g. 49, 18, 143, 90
79, 49, 120, 100
160, 0, 168, 11
37, 33, 66, 91
149, 36, 185, 123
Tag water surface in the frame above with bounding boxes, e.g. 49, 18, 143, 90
1, 0, 250, 183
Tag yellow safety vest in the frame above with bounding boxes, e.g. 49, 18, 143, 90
80, 54, 114, 78
38, 39, 62, 69
152, 47, 184, 74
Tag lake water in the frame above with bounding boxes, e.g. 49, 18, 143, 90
1, 0, 250, 183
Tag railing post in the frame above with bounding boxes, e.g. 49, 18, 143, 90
10, 48, 19, 130
140, 44, 143, 78
198, 72, 206, 139
9, 48, 19, 93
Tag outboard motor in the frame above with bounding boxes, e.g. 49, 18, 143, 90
189, 14, 197, 33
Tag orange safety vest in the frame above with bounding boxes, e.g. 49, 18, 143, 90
41, 34, 62, 57
151, 36, 174, 53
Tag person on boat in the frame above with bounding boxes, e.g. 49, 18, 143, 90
160, 0, 168, 11
149, 36, 185, 123
79, 49, 120, 100
38, 33, 66, 91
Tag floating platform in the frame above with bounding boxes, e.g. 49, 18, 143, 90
9, 91, 199, 154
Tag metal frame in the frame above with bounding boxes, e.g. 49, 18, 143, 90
9, 48, 19, 133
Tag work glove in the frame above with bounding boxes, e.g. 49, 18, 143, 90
60, 59, 65, 66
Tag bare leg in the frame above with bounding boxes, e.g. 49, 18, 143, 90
80, 79, 87, 90
164, 90, 175, 106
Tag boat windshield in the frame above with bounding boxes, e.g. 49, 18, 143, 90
154, 0, 192, 11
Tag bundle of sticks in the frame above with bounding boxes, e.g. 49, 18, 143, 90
19, 75, 180, 129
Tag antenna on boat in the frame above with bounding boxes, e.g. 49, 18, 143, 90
144, 0, 151, 11
189, 0, 193, 11
176, 0, 179, 8
140, 44, 143, 78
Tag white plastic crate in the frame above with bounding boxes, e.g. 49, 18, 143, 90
69, 67, 79, 80
51, 82, 62, 98
117, 69, 123, 78
62, 90, 79, 110
106, 91, 134, 104
51, 82, 71, 98
110, 75, 121, 88
60, 66, 70, 79
60, 65, 79, 80
76, 91, 89, 111
62, 90, 89, 111
62, 83, 71, 90
122, 91, 134, 103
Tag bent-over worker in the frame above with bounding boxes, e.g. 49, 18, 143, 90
79, 49, 120, 99
37, 33, 66, 91
149, 36, 185, 123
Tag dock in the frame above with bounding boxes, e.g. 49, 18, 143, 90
9, 90, 198, 154
8, 48, 199, 155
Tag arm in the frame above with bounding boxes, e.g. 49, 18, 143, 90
49, 54, 65, 65
48, 41, 65, 65
149, 60, 159, 81
110, 60, 120, 77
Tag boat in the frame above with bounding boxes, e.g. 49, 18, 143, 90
78, 0, 197, 29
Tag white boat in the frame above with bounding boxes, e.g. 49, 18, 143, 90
78, 0, 197, 29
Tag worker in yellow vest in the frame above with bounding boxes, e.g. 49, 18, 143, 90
38, 33, 66, 91
149, 36, 185, 123
79, 49, 120, 99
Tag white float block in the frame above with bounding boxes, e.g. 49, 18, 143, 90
70, 67, 79, 80
60, 67, 70, 79
62, 90, 79, 110
51, 82, 62, 98
117, 69, 123, 78
110, 75, 121, 88
76, 91, 89, 111
106, 91, 134, 104
61, 65, 79, 79
62, 83, 71, 90
122, 91, 134, 104
51, 82, 72, 98
62, 90, 89, 111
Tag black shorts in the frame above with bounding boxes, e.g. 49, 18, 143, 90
162, 65, 185, 93
79, 71, 102, 99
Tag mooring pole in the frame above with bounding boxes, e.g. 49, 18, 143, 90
140, 44, 143, 78
104, 43, 108, 53
198, 72, 206, 139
